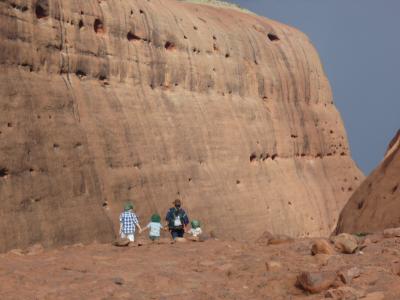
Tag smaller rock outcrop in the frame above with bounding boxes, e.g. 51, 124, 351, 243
336, 130, 400, 234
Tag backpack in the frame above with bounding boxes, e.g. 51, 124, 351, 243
168, 208, 185, 230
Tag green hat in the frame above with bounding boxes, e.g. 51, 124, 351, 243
124, 202, 134, 211
191, 220, 201, 229
151, 214, 161, 223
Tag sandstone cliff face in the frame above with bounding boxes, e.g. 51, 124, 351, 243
0, 0, 363, 252
336, 130, 400, 234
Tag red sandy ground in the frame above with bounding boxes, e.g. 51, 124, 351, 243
0, 236, 400, 299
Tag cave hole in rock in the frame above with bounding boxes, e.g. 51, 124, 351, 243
288, 201, 292, 206
29, 168, 34, 173
164, 41, 175, 50
340, 152, 346, 156
99, 74, 107, 81
392, 184, 398, 194
267, 33, 279, 42
193, 26, 198, 30
348, 187, 353, 192
0, 167, 9, 177
80, 10, 84, 15
35, 0, 49, 19
76, 70, 86, 78
78, 19, 84, 29
139, 9, 144, 14
249, 153, 257, 162
271, 154, 278, 160
188, 178, 192, 182
236, 180, 241, 185
213, 43, 218, 51
291, 134, 298, 139
183, 35, 188, 39
7, 122, 12, 128
53, 143, 59, 149
357, 200, 364, 209
225, 53, 230, 58
94, 19, 104, 34
127, 31, 141, 41
102, 202, 108, 207
212, 35, 217, 40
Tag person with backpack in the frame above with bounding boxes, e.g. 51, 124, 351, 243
165, 199, 189, 239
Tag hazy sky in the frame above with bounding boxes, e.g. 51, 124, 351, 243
228, 0, 400, 175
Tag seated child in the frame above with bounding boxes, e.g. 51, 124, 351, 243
188, 220, 202, 237
141, 214, 164, 241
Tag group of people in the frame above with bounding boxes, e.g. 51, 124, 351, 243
119, 199, 202, 242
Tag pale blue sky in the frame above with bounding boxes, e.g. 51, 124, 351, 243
228, 0, 400, 175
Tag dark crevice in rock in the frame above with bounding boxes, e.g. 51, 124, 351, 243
0, 167, 9, 177
250, 153, 257, 162
127, 31, 141, 41
78, 20, 84, 29
35, 0, 49, 19
392, 184, 398, 194
76, 70, 87, 79
164, 41, 175, 50
94, 19, 105, 34
267, 33, 279, 42
271, 154, 278, 160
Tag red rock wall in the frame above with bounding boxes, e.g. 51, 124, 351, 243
336, 130, 400, 234
0, 0, 363, 251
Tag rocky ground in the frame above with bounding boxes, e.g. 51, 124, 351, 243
1, 231, 400, 300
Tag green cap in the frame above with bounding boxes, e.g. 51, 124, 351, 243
151, 214, 161, 223
124, 202, 134, 211
191, 220, 201, 229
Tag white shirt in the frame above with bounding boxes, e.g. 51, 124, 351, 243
146, 222, 163, 237
189, 227, 202, 237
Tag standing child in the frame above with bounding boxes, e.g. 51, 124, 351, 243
119, 202, 142, 242
141, 214, 164, 241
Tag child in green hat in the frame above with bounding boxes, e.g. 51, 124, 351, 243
119, 201, 142, 242
141, 214, 164, 241
188, 220, 202, 237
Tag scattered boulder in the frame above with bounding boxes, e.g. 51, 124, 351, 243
174, 237, 187, 243
325, 286, 366, 299
258, 231, 294, 246
26, 243, 44, 255
338, 267, 361, 284
112, 277, 124, 285
383, 227, 400, 238
297, 271, 338, 294
331, 233, 358, 254
391, 261, 400, 276
363, 292, 385, 300
311, 239, 336, 255
112, 238, 130, 247
265, 261, 282, 272
268, 234, 294, 245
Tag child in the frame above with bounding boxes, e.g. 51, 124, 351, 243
141, 214, 164, 241
119, 202, 142, 242
188, 220, 202, 237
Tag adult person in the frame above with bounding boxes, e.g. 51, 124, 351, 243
165, 199, 189, 239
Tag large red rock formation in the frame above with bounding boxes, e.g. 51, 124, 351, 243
0, 0, 363, 252
336, 130, 400, 234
